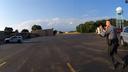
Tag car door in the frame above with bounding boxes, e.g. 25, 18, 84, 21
10, 36, 17, 42
123, 27, 128, 43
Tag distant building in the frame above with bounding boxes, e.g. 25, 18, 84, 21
43, 29, 54, 36
31, 29, 54, 37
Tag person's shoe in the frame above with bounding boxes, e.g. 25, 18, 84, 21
114, 62, 120, 69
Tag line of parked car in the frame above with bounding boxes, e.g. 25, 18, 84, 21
4, 36, 23, 43
3, 27, 128, 45
120, 26, 128, 47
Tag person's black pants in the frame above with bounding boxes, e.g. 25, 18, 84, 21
108, 39, 119, 65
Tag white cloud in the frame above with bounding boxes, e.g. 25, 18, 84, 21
13, 18, 84, 32
52, 17, 59, 21
12, 16, 111, 32
69, 22, 73, 24
1, 8, 112, 32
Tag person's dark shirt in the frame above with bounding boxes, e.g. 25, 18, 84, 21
105, 25, 118, 40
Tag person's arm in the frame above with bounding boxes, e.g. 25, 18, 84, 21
96, 28, 98, 34
105, 27, 112, 37
99, 27, 106, 37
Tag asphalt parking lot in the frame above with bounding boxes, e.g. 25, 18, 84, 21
0, 33, 127, 72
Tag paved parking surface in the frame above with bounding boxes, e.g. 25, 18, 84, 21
0, 33, 127, 72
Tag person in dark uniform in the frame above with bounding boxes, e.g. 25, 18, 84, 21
104, 20, 124, 69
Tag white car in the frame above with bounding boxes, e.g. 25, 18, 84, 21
4, 36, 23, 43
120, 26, 128, 46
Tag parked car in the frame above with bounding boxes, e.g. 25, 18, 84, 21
120, 26, 128, 46
4, 36, 23, 43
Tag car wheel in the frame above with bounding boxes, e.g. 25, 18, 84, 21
5, 40, 9, 43
17, 40, 22, 43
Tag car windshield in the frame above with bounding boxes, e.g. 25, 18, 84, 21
0, 0, 128, 72
11, 36, 16, 38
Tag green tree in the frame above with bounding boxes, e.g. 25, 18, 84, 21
53, 30, 57, 35
31, 25, 42, 31
76, 18, 128, 33
124, 20, 128, 26
84, 21, 95, 33
15, 29, 19, 33
4, 27, 13, 33
109, 19, 116, 26
21, 29, 29, 33
21, 29, 30, 39
4, 27, 13, 37
76, 26, 80, 32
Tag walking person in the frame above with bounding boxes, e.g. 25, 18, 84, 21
104, 20, 124, 70
96, 23, 105, 36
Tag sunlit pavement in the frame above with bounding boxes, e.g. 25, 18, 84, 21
0, 33, 127, 72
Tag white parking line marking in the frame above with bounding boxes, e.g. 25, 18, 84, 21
0, 62, 6, 68
67, 62, 76, 72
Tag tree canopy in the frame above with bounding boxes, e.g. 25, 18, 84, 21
4, 27, 13, 33
76, 18, 128, 33
21, 29, 29, 33
31, 25, 42, 31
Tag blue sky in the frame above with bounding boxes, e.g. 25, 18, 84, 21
0, 0, 128, 31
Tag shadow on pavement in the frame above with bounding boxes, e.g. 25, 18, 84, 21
122, 54, 128, 69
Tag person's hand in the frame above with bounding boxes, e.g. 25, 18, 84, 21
105, 26, 108, 30
103, 29, 106, 32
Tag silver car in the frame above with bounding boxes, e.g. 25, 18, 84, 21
4, 36, 23, 43
120, 26, 128, 46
